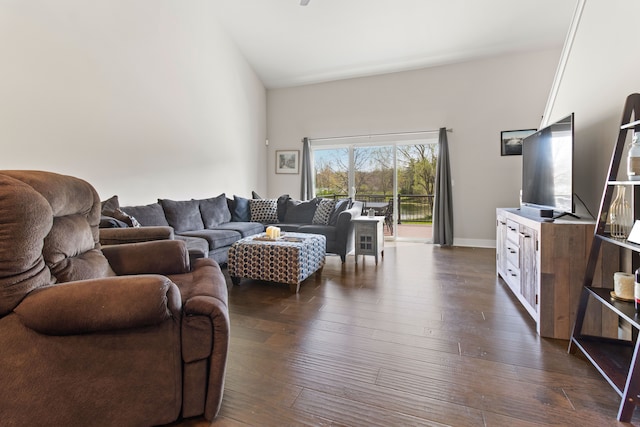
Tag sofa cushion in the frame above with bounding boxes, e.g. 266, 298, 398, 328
283, 198, 319, 224
174, 235, 209, 259
121, 203, 170, 227
312, 199, 337, 225
329, 198, 351, 226
232, 195, 250, 222
198, 194, 231, 228
249, 199, 279, 224
159, 199, 205, 233
179, 229, 241, 250
297, 224, 337, 241
213, 221, 264, 237
276, 223, 304, 233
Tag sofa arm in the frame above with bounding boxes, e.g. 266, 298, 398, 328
333, 203, 363, 261
102, 240, 190, 276
100, 226, 174, 246
14, 275, 182, 335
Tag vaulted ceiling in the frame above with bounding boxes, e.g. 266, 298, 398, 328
213, 0, 578, 89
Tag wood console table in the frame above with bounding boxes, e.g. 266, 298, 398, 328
496, 208, 594, 339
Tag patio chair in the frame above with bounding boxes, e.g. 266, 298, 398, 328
384, 200, 394, 233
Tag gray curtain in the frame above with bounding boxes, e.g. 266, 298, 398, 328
300, 137, 313, 200
432, 127, 454, 246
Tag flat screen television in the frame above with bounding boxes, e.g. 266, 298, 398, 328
521, 113, 574, 217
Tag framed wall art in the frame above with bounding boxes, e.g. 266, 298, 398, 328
276, 150, 299, 174
500, 129, 537, 156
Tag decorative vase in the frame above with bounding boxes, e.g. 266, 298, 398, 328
610, 185, 632, 239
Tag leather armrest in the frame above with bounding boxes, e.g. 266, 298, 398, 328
14, 275, 182, 335
102, 240, 190, 276
171, 258, 229, 420
99, 226, 174, 246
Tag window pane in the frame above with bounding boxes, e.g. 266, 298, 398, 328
313, 147, 349, 198
353, 145, 393, 203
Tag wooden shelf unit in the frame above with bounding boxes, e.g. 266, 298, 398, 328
570, 93, 640, 422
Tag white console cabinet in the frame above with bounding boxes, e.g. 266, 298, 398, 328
496, 208, 594, 339
352, 216, 384, 264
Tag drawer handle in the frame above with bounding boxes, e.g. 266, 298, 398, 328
520, 232, 531, 238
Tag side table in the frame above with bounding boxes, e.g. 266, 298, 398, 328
352, 216, 384, 264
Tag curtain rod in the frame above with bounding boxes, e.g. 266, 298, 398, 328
307, 128, 452, 143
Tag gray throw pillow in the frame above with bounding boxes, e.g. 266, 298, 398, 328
232, 195, 250, 222
159, 199, 205, 233
283, 198, 320, 224
328, 198, 351, 225
198, 194, 232, 228
121, 203, 170, 227
101, 195, 120, 213
277, 194, 290, 222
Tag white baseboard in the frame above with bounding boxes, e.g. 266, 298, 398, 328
452, 238, 496, 248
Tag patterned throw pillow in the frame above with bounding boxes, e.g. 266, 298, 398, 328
249, 199, 279, 223
312, 199, 337, 225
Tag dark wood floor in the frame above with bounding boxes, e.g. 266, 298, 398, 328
172, 243, 634, 426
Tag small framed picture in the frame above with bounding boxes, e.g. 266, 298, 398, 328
276, 150, 299, 174
501, 129, 537, 156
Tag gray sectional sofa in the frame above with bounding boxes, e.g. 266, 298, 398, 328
99, 194, 363, 264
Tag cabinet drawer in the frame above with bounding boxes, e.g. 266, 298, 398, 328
506, 243, 519, 267
506, 219, 520, 245
505, 261, 521, 291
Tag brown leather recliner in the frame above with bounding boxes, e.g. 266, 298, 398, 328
0, 170, 229, 426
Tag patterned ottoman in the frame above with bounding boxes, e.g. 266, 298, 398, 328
228, 232, 326, 293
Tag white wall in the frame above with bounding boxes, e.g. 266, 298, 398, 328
267, 49, 561, 247
0, 0, 267, 205
548, 0, 640, 215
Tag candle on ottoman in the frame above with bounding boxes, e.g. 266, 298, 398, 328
265, 226, 281, 239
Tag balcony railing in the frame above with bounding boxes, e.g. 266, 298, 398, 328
322, 193, 433, 223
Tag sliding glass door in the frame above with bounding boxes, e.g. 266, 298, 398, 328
394, 142, 437, 240
312, 136, 437, 242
